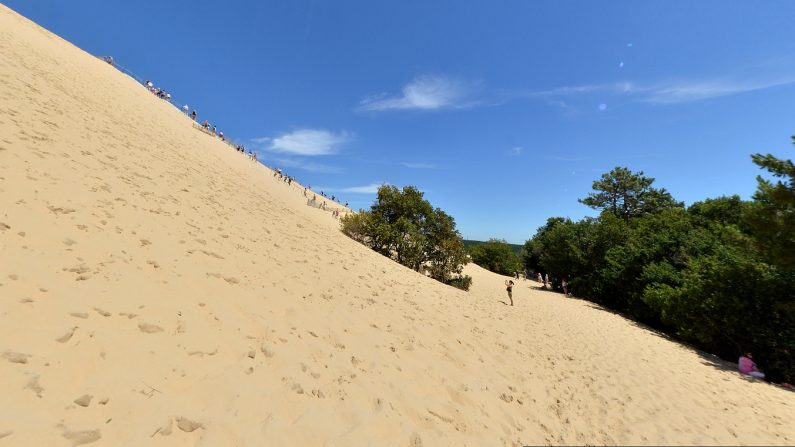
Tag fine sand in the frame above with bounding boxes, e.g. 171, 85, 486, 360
0, 4, 793, 446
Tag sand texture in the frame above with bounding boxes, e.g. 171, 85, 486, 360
0, 4, 793, 446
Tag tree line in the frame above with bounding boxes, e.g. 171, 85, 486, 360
523, 138, 795, 383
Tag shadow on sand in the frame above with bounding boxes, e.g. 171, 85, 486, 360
570, 298, 794, 392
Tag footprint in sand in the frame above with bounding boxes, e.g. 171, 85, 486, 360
56, 327, 78, 343
499, 393, 514, 403
151, 419, 173, 437
25, 375, 44, 397
2, 351, 30, 364
260, 346, 274, 358
61, 428, 101, 446
138, 323, 163, 334
73, 394, 92, 407
66, 264, 90, 276
47, 206, 76, 215
175, 417, 203, 433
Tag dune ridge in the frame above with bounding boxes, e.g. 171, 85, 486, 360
0, 4, 793, 446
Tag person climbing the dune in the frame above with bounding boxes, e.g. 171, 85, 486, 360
505, 279, 514, 306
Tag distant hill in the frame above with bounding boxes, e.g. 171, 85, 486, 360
463, 239, 523, 256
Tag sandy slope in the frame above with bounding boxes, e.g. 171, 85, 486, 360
0, 4, 792, 446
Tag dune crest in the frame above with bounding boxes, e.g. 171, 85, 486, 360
0, 4, 792, 446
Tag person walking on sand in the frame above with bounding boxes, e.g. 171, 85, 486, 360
504, 280, 514, 306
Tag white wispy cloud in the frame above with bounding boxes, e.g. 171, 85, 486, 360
639, 78, 795, 104
264, 129, 350, 156
544, 155, 589, 162
400, 162, 438, 169
532, 76, 795, 105
270, 157, 342, 173
359, 75, 478, 111
319, 182, 386, 194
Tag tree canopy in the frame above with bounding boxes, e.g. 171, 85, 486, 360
579, 167, 682, 220
468, 239, 521, 276
748, 141, 795, 270
341, 185, 471, 290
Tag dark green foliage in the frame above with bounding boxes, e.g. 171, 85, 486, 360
645, 245, 794, 382
688, 195, 747, 229
468, 239, 521, 276
524, 143, 795, 382
747, 145, 795, 271
446, 274, 473, 291
341, 185, 471, 290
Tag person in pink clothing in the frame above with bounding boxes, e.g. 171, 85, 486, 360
738, 352, 765, 379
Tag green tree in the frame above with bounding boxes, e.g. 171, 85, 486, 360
579, 167, 681, 221
688, 195, 748, 229
425, 208, 470, 285
341, 185, 471, 290
747, 141, 795, 270
521, 217, 567, 274
469, 239, 521, 276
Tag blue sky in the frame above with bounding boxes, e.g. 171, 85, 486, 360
7, 0, 795, 243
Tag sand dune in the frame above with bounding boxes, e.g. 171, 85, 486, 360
0, 4, 792, 446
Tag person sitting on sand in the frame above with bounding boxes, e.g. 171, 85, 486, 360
738, 353, 765, 379
505, 280, 514, 306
